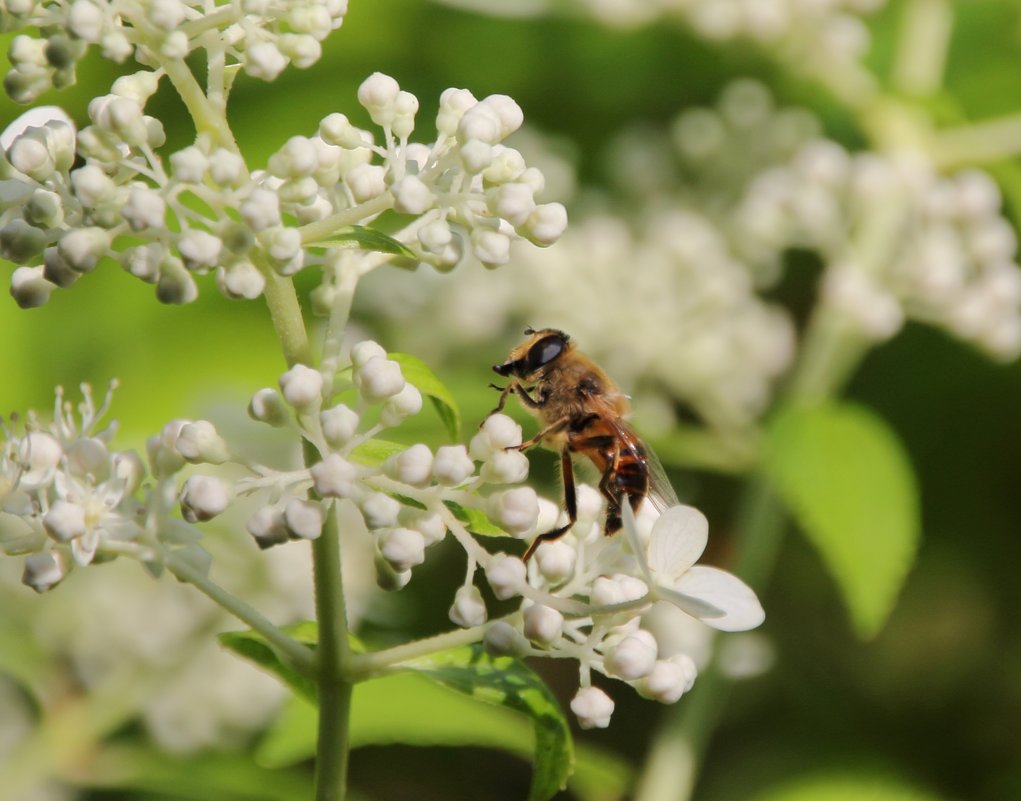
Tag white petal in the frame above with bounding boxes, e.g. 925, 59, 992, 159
673, 566, 764, 632
620, 500, 652, 584
648, 505, 708, 581
655, 584, 725, 620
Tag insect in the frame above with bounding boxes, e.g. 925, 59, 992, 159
486, 327, 678, 561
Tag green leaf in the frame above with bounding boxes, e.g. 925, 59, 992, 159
389, 352, 462, 439
749, 771, 948, 801
445, 499, 507, 537
764, 402, 920, 639
316, 225, 416, 259
219, 623, 318, 703
403, 644, 574, 801
348, 437, 407, 467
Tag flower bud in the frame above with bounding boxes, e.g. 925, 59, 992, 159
284, 498, 324, 539
42, 499, 87, 542
534, 539, 575, 584
604, 630, 658, 680
377, 526, 426, 572
384, 443, 433, 487
432, 444, 475, 486
319, 113, 369, 150
480, 448, 529, 484
591, 574, 649, 607
470, 228, 511, 267
636, 655, 698, 704
311, 453, 359, 498
392, 175, 433, 215
217, 260, 266, 300
58, 227, 111, 273
248, 388, 290, 426
483, 620, 529, 657
320, 403, 360, 447
484, 553, 526, 600
355, 357, 405, 403
246, 505, 289, 549
469, 414, 522, 460
374, 551, 412, 592
405, 511, 446, 545
22, 552, 68, 593
524, 202, 568, 246
209, 149, 246, 187
359, 491, 400, 529
176, 420, 230, 464
10, 266, 54, 308
122, 185, 166, 230
178, 229, 223, 271
436, 87, 477, 136
487, 487, 538, 537
244, 41, 288, 81
279, 364, 323, 412
449, 584, 488, 627
523, 604, 563, 646
351, 340, 387, 368
570, 686, 614, 730
380, 383, 423, 427
240, 187, 282, 231
489, 182, 535, 227
25, 189, 63, 228
180, 475, 232, 522
459, 139, 493, 174
1, 219, 48, 263
344, 163, 386, 202
147, 419, 188, 476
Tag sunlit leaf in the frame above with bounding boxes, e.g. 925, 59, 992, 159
445, 499, 507, 536
348, 438, 406, 467
389, 352, 461, 439
765, 402, 920, 639
219, 623, 318, 703
315, 225, 416, 259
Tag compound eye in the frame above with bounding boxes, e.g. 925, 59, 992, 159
526, 335, 564, 371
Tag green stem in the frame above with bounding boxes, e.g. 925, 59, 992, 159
160, 56, 238, 152
891, 0, 953, 97
165, 551, 315, 674
310, 494, 353, 801
262, 269, 314, 368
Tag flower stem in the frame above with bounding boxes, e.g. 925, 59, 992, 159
165, 551, 315, 674
309, 495, 354, 801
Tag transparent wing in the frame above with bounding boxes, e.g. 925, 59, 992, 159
592, 395, 680, 513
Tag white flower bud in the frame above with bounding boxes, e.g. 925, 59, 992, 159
7, 130, 54, 181
240, 187, 282, 231
112, 71, 160, 103
406, 511, 446, 545
482, 146, 526, 184
160, 30, 189, 60
459, 139, 493, 174
102, 31, 132, 62
71, 164, 116, 206
490, 182, 535, 227
218, 260, 266, 300
320, 403, 360, 447
575, 484, 605, 522
68, 0, 105, 41
480, 95, 523, 139
384, 443, 433, 487
10, 266, 55, 309
488, 487, 538, 536
418, 219, 453, 255
344, 163, 386, 202
483, 620, 529, 657
42, 499, 87, 542
374, 551, 413, 592
637, 655, 697, 704
351, 340, 387, 368
591, 574, 649, 607
177, 229, 222, 270
248, 387, 289, 426
432, 444, 475, 486
570, 686, 614, 730
355, 357, 405, 403
449, 584, 488, 627
481, 448, 529, 484
458, 104, 503, 145
380, 383, 423, 427
176, 420, 230, 464
484, 553, 526, 600
279, 363, 324, 412
285, 498, 324, 539
378, 526, 426, 572
22, 552, 68, 593
260, 225, 302, 264
358, 72, 401, 119
533, 539, 576, 584
26, 189, 64, 228
268, 135, 318, 177
469, 414, 523, 460
524, 202, 568, 246
360, 491, 400, 529
319, 113, 368, 150
392, 175, 433, 215
523, 604, 563, 646
277, 33, 321, 69
180, 475, 232, 522
604, 630, 658, 680
122, 186, 166, 230
147, 419, 188, 476
437, 87, 477, 136
58, 227, 110, 272
310, 453, 359, 498
244, 41, 289, 81
471, 228, 511, 267
391, 90, 419, 139
208, 149, 246, 187
246, 505, 289, 549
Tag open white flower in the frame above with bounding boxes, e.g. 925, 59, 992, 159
623, 503, 764, 632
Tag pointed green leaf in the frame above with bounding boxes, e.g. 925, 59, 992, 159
218, 622, 319, 703
348, 437, 407, 467
317, 225, 416, 259
404, 644, 573, 801
764, 402, 920, 639
445, 499, 507, 537
389, 352, 461, 439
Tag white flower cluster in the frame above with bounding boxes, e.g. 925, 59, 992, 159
734, 141, 1021, 358
1, 72, 565, 308
0, 0, 348, 103
0, 383, 155, 591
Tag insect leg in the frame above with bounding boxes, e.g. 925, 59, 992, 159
522, 447, 576, 562
515, 415, 570, 452
598, 442, 624, 536
484, 382, 540, 423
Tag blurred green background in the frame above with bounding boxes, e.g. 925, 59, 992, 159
2, 1, 1021, 800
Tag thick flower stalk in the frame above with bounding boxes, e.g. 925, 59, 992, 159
1, 69, 567, 308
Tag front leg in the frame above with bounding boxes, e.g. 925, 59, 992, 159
516, 415, 570, 451
484, 381, 540, 422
